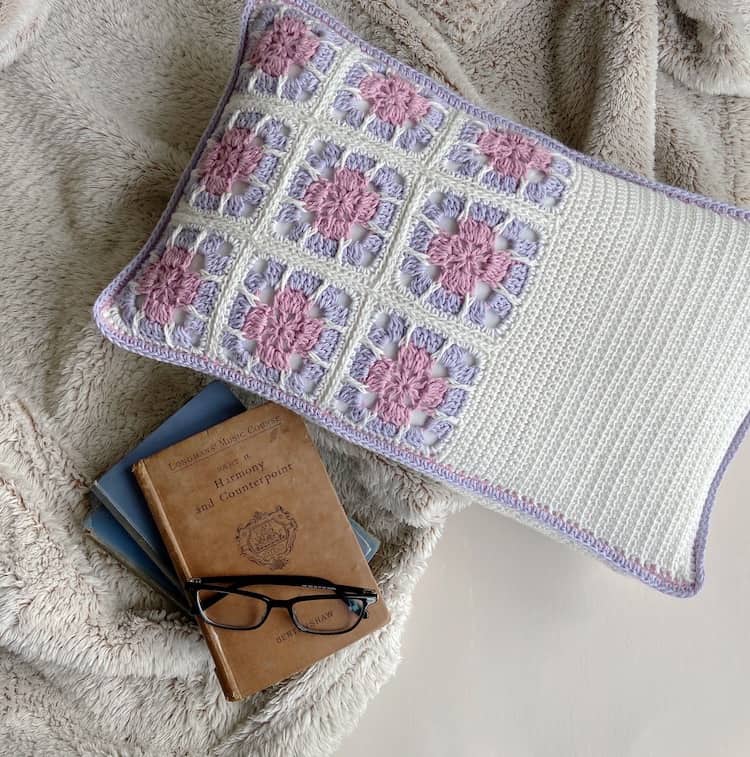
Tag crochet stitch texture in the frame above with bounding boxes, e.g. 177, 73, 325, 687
95, 0, 750, 596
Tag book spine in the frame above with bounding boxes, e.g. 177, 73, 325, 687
82, 527, 191, 615
90, 483, 183, 590
131, 460, 242, 701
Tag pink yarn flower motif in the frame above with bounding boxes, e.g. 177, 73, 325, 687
242, 287, 323, 371
278, 141, 403, 268
401, 193, 531, 330
477, 130, 552, 181
446, 123, 568, 205
138, 245, 202, 326
198, 127, 264, 195
336, 314, 477, 451
359, 73, 431, 126
249, 15, 320, 78
303, 167, 380, 240
366, 343, 448, 428
427, 218, 512, 297
332, 63, 443, 151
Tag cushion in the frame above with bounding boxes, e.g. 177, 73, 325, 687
94, 0, 750, 596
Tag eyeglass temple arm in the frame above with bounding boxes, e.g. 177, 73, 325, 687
187, 575, 377, 595
194, 592, 377, 618
186, 577, 378, 615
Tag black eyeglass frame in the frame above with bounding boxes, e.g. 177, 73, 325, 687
185, 575, 379, 635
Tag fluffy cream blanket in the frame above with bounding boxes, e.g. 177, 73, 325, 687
0, 0, 747, 755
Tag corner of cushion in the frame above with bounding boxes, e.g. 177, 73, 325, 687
678, 406, 750, 598
92, 285, 123, 349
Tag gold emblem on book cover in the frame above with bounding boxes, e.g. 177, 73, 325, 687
236, 506, 298, 569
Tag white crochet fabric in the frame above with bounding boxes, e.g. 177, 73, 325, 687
95, 0, 750, 595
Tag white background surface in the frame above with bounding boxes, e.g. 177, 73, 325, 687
336, 440, 750, 757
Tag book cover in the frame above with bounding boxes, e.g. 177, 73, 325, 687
132, 403, 389, 700
91, 381, 246, 580
84, 500, 191, 615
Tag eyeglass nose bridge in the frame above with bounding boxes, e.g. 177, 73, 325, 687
265, 597, 294, 610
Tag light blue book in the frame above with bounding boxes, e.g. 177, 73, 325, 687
84, 501, 191, 615
90, 382, 245, 581
349, 518, 380, 562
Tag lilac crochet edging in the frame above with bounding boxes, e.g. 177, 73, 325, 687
93, 0, 750, 597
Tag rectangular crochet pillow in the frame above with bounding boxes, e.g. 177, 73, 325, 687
94, 0, 750, 596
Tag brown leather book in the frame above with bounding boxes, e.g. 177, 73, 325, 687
132, 402, 388, 700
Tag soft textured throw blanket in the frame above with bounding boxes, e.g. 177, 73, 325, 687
0, 1, 748, 755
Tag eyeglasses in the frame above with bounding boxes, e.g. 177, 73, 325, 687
185, 575, 379, 635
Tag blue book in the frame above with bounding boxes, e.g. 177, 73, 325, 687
90, 382, 246, 581
349, 518, 380, 562
84, 501, 191, 614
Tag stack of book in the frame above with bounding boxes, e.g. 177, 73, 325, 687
85, 382, 380, 618
86, 382, 388, 699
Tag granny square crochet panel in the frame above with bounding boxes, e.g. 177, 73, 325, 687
95, 0, 750, 596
